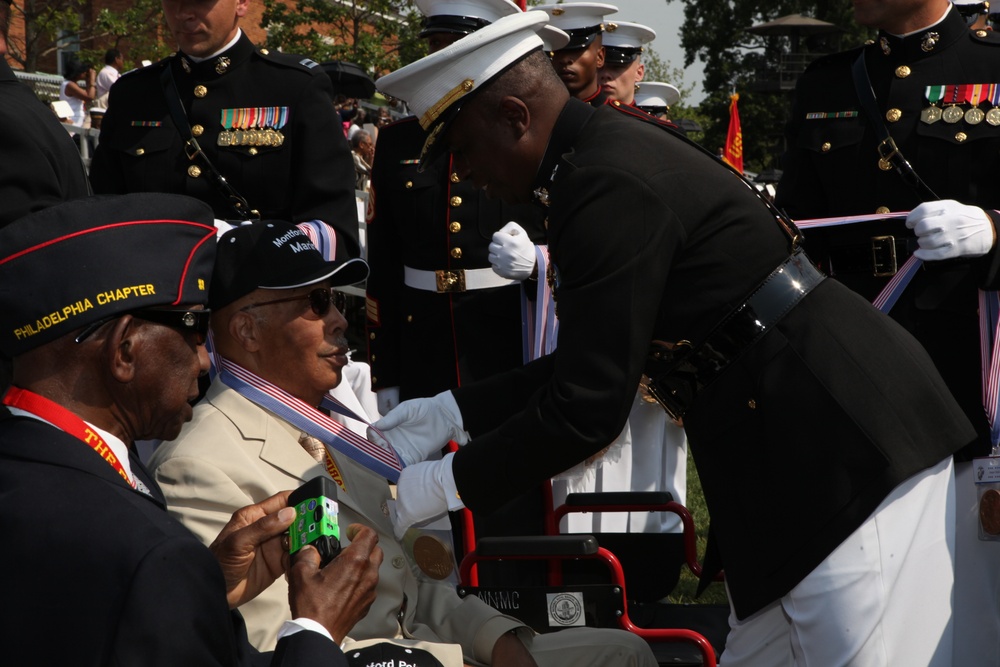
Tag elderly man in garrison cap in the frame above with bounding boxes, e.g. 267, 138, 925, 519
372, 12, 975, 666
150, 220, 657, 666
0, 193, 382, 665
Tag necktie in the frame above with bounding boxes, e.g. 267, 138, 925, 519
299, 432, 327, 463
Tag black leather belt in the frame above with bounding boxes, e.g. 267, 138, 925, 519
825, 235, 918, 277
642, 250, 825, 421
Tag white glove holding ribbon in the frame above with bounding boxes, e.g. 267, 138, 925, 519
905, 200, 996, 261
375, 387, 400, 416
366, 390, 469, 467
391, 452, 464, 539
489, 221, 537, 281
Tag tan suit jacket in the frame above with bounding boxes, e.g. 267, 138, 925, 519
150, 374, 521, 663
150, 362, 656, 667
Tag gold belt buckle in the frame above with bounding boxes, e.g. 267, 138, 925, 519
435, 269, 466, 292
871, 235, 898, 277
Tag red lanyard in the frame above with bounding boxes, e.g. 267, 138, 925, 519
3, 386, 135, 488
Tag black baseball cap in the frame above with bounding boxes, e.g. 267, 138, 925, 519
211, 221, 368, 309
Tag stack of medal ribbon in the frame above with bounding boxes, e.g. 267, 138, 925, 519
922, 84, 1000, 126
217, 106, 289, 147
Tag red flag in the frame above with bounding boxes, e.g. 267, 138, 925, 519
723, 93, 743, 174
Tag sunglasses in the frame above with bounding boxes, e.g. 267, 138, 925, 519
74, 308, 212, 344
240, 287, 347, 319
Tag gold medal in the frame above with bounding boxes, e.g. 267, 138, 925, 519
411, 535, 454, 580
920, 106, 943, 124
987, 108, 1000, 126
966, 107, 985, 125
981, 489, 1000, 535
942, 105, 965, 123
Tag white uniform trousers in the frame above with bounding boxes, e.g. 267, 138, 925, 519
951, 459, 1000, 666
721, 456, 955, 667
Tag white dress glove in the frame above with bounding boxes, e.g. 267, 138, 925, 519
489, 221, 537, 281
392, 452, 464, 539
905, 200, 996, 261
375, 387, 400, 416
366, 390, 469, 467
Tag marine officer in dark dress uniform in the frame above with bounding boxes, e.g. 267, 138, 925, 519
775, 1, 1000, 663
89, 0, 359, 260
375, 12, 977, 665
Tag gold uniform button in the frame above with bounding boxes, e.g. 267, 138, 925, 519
820, 142, 831, 152
134, 148, 145, 156
612, 100, 621, 107
450, 196, 462, 207
747, 399, 756, 409
260, 48, 270, 55
449, 221, 461, 233
875, 206, 890, 214
450, 172, 460, 183
450, 247, 462, 259
249, 147, 258, 156
191, 124, 204, 137
370, 354, 375, 362
894, 65, 911, 78
371, 375, 377, 384
193, 85, 208, 98
977, 29, 989, 38
406, 315, 413, 322
405, 180, 413, 189
187, 164, 202, 178
956, 132, 968, 142
885, 108, 902, 123
369, 332, 376, 340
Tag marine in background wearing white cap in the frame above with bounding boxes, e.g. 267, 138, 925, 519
598, 20, 655, 106
633, 81, 682, 120
538, 2, 617, 106
373, 11, 976, 666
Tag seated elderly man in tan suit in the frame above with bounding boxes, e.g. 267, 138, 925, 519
149, 220, 656, 667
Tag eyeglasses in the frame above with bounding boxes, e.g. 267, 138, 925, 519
240, 287, 347, 319
74, 308, 212, 344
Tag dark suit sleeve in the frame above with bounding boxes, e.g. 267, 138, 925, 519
114, 534, 344, 666
288, 73, 360, 260
452, 163, 677, 513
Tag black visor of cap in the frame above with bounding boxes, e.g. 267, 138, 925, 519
603, 45, 642, 66
556, 25, 602, 50
419, 14, 492, 38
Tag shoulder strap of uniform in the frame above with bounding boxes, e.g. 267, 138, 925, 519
850, 50, 940, 202
158, 65, 260, 221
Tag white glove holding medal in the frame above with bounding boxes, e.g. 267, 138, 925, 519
905, 200, 996, 261
376, 386, 400, 416
392, 452, 464, 540
367, 390, 469, 467
489, 221, 537, 281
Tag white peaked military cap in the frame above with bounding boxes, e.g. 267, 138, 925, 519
540, 25, 571, 51
376, 11, 551, 167
536, 2, 618, 48
602, 21, 656, 65
415, 0, 522, 36
634, 82, 681, 110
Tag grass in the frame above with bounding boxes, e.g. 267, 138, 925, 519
667, 449, 729, 605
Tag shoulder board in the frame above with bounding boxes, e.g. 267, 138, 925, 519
607, 101, 678, 130
118, 56, 169, 80
253, 48, 324, 73
802, 46, 863, 74
970, 28, 1000, 45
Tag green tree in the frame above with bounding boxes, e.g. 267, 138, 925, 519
260, 0, 426, 77
667, 0, 872, 172
7, 0, 166, 73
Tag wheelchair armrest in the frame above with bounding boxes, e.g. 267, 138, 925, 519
565, 491, 674, 506
475, 535, 599, 557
